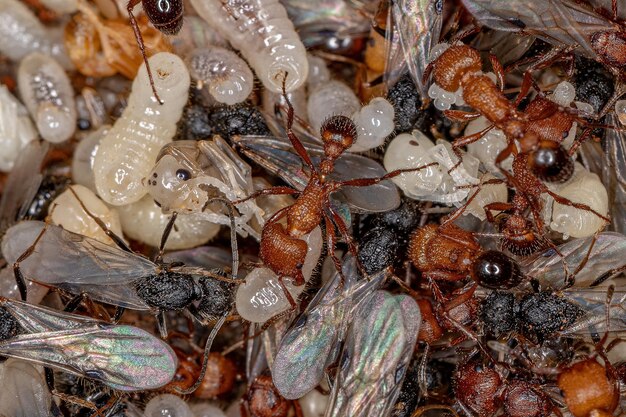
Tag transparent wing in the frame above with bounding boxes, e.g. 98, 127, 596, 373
603, 114, 626, 235
559, 287, 626, 337
1, 221, 155, 309
0, 325, 177, 391
232, 135, 401, 212
0, 141, 48, 239
461, 0, 617, 57
272, 258, 384, 399
326, 291, 420, 417
523, 232, 626, 289
387, 0, 443, 97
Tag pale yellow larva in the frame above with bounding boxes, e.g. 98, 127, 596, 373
190, 0, 308, 93
93, 52, 190, 206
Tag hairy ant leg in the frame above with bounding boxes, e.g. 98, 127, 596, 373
488, 52, 505, 92
231, 186, 300, 206
444, 109, 483, 122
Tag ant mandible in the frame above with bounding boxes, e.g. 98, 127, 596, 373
235, 73, 436, 307
127, 0, 183, 104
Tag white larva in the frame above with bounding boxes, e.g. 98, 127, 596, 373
117, 195, 220, 251
72, 125, 109, 193
18, 52, 77, 144
350, 97, 395, 152
465, 116, 513, 174
235, 227, 323, 323
93, 52, 190, 206
190, 0, 309, 93
170, 16, 229, 57
0, 85, 38, 172
547, 164, 609, 239
188, 47, 254, 105
0, 0, 71, 68
462, 173, 508, 221
143, 394, 194, 417
49, 184, 124, 246
0, 360, 52, 417
307, 80, 360, 134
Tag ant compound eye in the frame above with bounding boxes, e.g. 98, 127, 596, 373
472, 250, 522, 289
529, 140, 574, 183
176, 168, 191, 181
321, 115, 357, 148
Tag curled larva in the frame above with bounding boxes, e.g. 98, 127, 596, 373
548, 164, 609, 239
0, 85, 38, 172
93, 52, 190, 206
0, 0, 71, 68
72, 125, 108, 193
117, 195, 220, 250
18, 52, 77, 144
49, 184, 124, 246
188, 47, 253, 105
145, 138, 265, 239
190, 0, 308, 93
462, 174, 508, 221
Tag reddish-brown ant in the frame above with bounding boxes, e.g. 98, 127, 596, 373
234, 74, 435, 306
127, 0, 183, 104
240, 374, 303, 417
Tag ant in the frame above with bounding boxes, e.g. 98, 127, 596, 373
127, 0, 183, 104
241, 374, 303, 417
234, 73, 436, 307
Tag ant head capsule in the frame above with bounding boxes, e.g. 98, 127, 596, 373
143, 0, 184, 35
145, 155, 197, 212
320, 115, 357, 159
528, 140, 574, 183
472, 250, 523, 289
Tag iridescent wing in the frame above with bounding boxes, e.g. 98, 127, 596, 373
387, 0, 443, 97
326, 291, 420, 417
0, 141, 48, 239
461, 0, 618, 58
523, 232, 626, 289
1, 221, 156, 309
272, 258, 384, 399
232, 135, 401, 212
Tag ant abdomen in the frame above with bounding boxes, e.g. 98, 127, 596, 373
259, 223, 308, 282
528, 140, 574, 183
143, 0, 184, 35
320, 115, 358, 159
499, 216, 545, 257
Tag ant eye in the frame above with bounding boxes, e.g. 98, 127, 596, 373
529, 140, 574, 183
176, 168, 191, 181
472, 250, 522, 289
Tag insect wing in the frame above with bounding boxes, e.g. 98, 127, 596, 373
602, 114, 626, 235
326, 291, 420, 417
0, 141, 48, 239
0, 359, 54, 417
559, 288, 626, 337
233, 135, 401, 212
272, 258, 384, 399
461, 0, 617, 58
1, 221, 155, 309
523, 232, 626, 288
0, 324, 178, 391
389, 0, 443, 98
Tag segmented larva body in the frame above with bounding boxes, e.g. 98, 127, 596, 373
93, 52, 190, 206
0, 85, 38, 172
49, 184, 124, 246
0, 0, 71, 68
117, 195, 220, 250
18, 52, 77, 144
188, 47, 253, 105
190, 0, 308, 93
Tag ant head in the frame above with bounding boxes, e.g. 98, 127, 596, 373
528, 140, 574, 183
320, 115, 357, 161
472, 250, 522, 290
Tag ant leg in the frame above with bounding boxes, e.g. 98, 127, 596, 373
63, 294, 85, 312
173, 312, 229, 395
544, 189, 611, 223
489, 53, 505, 92
112, 306, 125, 323
157, 311, 168, 339
281, 74, 318, 174
293, 400, 304, 417
127, 0, 163, 104
155, 212, 178, 264
207, 197, 239, 278
412, 404, 460, 417
231, 186, 299, 205
46, 367, 106, 417
418, 343, 431, 398
452, 125, 494, 149
66, 186, 133, 252
444, 109, 482, 122
337, 162, 439, 188
442, 177, 505, 226
13, 222, 51, 301
326, 206, 370, 279
323, 213, 347, 283
278, 275, 298, 309
483, 202, 514, 224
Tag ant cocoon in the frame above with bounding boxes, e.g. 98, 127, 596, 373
17, 52, 77, 144
93, 52, 190, 206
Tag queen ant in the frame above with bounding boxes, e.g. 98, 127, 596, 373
234, 73, 436, 307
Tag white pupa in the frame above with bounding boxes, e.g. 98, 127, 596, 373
93, 52, 190, 206
49, 184, 124, 246
547, 163, 609, 239
0, 85, 38, 172
190, 0, 308, 93
188, 46, 254, 105
18, 52, 77, 144
117, 195, 220, 251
